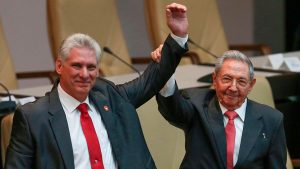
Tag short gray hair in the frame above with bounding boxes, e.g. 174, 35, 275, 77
215, 50, 254, 80
58, 33, 101, 63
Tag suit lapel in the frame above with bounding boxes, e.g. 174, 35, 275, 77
89, 91, 121, 161
207, 96, 227, 168
236, 100, 263, 166
48, 88, 75, 169
89, 90, 117, 132
191, 93, 227, 169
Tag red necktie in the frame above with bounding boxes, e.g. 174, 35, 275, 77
77, 103, 104, 169
224, 111, 238, 169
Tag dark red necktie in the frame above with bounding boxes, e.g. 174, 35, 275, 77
77, 103, 104, 169
224, 111, 238, 169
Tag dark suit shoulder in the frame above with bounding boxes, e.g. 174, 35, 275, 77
247, 100, 284, 132
17, 95, 50, 115
13, 95, 52, 130
93, 77, 116, 90
182, 88, 214, 100
92, 77, 128, 97
247, 99, 283, 119
91, 78, 122, 95
182, 88, 216, 107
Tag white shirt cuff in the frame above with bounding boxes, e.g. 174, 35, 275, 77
171, 33, 188, 48
159, 74, 176, 97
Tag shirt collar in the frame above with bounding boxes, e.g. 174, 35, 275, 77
57, 83, 91, 113
219, 99, 247, 122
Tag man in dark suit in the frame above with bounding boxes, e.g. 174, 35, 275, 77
153, 50, 287, 169
5, 3, 189, 169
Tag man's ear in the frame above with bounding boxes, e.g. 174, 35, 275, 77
96, 67, 100, 77
248, 78, 256, 93
55, 58, 63, 75
212, 72, 217, 88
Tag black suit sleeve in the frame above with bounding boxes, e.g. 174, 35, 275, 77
116, 35, 188, 108
266, 115, 287, 169
5, 108, 34, 169
156, 84, 196, 130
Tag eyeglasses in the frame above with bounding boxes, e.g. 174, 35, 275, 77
219, 76, 250, 88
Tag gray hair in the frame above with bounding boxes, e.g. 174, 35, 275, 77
215, 50, 254, 80
58, 33, 101, 63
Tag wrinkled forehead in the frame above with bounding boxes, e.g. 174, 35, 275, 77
217, 59, 251, 77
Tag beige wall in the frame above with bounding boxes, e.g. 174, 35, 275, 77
0, 0, 281, 88
217, 0, 254, 44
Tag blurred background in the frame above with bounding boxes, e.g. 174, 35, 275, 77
2, 0, 299, 88
1, 0, 300, 168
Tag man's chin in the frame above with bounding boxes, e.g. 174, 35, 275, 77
225, 94, 238, 99
75, 86, 90, 93
222, 99, 239, 107
75, 83, 91, 88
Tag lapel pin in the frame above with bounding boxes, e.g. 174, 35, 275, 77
262, 133, 266, 139
103, 105, 109, 112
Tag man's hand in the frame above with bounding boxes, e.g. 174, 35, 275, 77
151, 44, 163, 63
166, 3, 188, 38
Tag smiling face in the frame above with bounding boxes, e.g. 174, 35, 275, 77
56, 47, 98, 102
213, 59, 256, 110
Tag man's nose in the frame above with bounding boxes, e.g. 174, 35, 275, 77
229, 79, 238, 91
79, 67, 89, 78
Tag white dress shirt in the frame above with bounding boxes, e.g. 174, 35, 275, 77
219, 100, 246, 166
58, 84, 117, 169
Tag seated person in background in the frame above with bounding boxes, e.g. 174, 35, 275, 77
152, 46, 287, 169
5, 3, 189, 169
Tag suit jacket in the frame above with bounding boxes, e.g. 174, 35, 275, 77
5, 35, 187, 169
156, 87, 287, 169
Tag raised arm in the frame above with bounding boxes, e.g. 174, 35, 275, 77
115, 3, 188, 107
